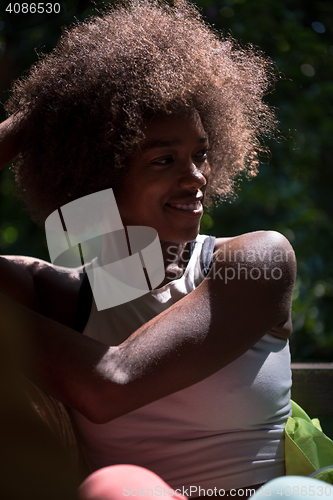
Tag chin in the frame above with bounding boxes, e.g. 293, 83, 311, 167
160, 227, 201, 244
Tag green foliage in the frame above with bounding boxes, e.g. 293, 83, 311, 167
1, 0, 332, 360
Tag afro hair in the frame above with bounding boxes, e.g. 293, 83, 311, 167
6, 0, 277, 223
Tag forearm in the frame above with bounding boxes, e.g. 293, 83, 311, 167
0, 285, 251, 424
0, 290, 211, 423
0, 114, 22, 170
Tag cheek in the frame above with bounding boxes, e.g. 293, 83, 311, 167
115, 173, 170, 213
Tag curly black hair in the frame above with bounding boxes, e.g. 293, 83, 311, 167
6, 0, 277, 224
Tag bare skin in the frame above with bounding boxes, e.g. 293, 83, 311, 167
0, 112, 296, 498
0, 112, 25, 170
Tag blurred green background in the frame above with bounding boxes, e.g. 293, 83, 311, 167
0, 0, 332, 361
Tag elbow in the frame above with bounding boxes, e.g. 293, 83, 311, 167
84, 408, 114, 425
79, 370, 133, 424
79, 389, 121, 424
267, 230, 297, 287
253, 230, 297, 285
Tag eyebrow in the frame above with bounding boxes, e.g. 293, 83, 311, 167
141, 135, 209, 152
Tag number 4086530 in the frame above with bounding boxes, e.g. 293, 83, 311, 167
5, 3, 61, 14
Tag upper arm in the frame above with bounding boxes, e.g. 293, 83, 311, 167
0, 255, 81, 325
212, 230, 296, 338
184, 229, 296, 363
0, 256, 38, 310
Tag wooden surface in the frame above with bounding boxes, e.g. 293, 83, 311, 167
291, 363, 333, 438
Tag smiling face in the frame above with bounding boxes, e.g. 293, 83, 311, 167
115, 111, 211, 244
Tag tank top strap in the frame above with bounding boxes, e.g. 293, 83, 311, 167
201, 235, 216, 277
73, 271, 93, 333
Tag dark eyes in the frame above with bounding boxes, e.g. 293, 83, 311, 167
194, 149, 210, 161
152, 148, 210, 166
152, 156, 174, 166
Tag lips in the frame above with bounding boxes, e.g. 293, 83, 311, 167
165, 199, 203, 217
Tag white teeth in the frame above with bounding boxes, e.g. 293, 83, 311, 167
170, 202, 201, 211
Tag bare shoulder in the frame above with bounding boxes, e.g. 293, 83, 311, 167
1, 255, 81, 326
211, 230, 296, 339
214, 230, 296, 272
215, 230, 295, 256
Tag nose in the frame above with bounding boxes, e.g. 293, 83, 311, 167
178, 162, 209, 190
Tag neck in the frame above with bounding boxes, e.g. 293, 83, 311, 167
100, 231, 192, 288
159, 241, 189, 286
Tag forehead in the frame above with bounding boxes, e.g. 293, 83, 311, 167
139, 111, 208, 149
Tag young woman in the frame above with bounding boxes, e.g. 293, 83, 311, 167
0, 1, 297, 498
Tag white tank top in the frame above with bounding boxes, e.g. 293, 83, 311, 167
70, 234, 292, 492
